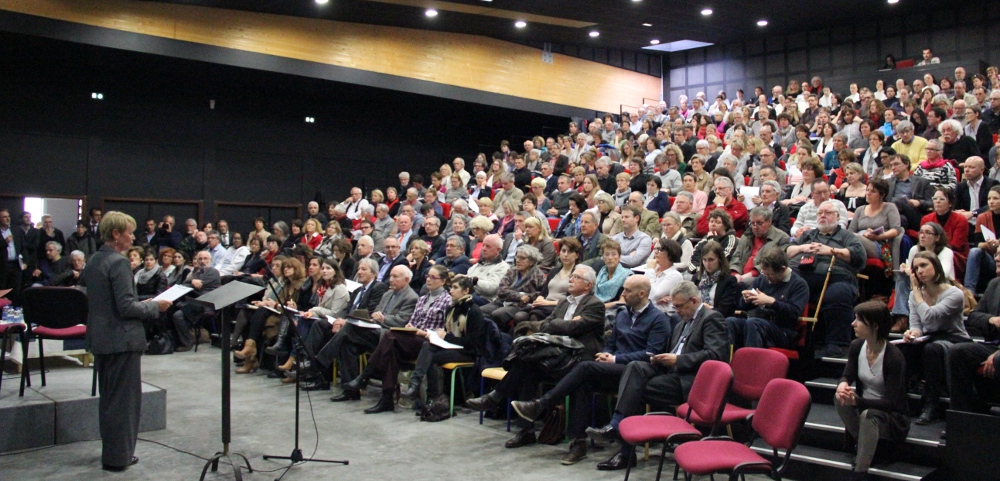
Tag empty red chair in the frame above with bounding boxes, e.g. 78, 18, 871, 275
19, 287, 95, 397
677, 347, 788, 428
618, 360, 733, 481
674, 378, 811, 481
441, 202, 451, 219
547, 217, 560, 232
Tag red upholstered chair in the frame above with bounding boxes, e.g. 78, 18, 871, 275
674, 379, 812, 481
547, 218, 560, 232
0, 321, 26, 396
618, 360, 733, 481
441, 203, 451, 219
676, 347, 788, 431
19, 287, 95, 397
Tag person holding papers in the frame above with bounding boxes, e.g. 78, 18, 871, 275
965, 186, 1000, 294
298, 258, 388, 391
403, 275, 484, 402
898, 252, 972, 425
341, 264, 453, 413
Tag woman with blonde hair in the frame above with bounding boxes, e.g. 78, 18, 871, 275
594, 192, 623, 236
522, 216, 557, 270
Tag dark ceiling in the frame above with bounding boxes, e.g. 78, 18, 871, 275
151, 0, 959, 53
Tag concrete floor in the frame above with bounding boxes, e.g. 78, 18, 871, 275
0, 349, 785, 480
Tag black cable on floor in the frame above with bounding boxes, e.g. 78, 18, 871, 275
138, 438, 299, 474
0, 444, 58, 457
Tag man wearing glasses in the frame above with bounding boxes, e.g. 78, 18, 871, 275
731, 207, 790, 285
696, 177, 748, 237
466, 266, 607, 452
786, 200, 866, 359
749, 147, 786, 186
585, 280, 729, 471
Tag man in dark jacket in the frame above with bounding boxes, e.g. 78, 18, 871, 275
504, 275, 672, 465
586, 280, 730, 471
465, 265, 609, 451
727, 247, 809, 349
435, 235, 472, 275
170, 250, 221, 351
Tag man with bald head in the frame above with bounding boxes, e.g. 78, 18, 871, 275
466, 233, 510, 304
339, 187, 371, 221
327, 264, 417, 401
171, 250, 221, 352
955, 156, 998, 226
502, 274, 671, 464
306, 201, 327, 226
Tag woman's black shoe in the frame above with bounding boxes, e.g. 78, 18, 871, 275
915, 405, 941, 425
363, 394, 394, 414
264, 319, 292, 356
596, 451, 637, 470
343, 374, 370, 392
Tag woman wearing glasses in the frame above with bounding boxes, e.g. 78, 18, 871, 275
342, 264, 454, 414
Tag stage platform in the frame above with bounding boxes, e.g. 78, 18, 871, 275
0, 366, 166, 453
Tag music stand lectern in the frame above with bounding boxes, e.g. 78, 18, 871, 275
188, 280, 265, 481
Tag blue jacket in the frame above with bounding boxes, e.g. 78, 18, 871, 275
437, 254, 472, 275
822, 150, 841, 174
604, 303, 672, 364
645, 191, 672, 217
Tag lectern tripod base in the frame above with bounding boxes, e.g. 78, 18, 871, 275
199, 446, 254, 481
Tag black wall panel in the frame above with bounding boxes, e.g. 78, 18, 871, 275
0, 32, 567, 225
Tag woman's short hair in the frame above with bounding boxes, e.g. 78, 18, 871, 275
800, 158, 825, 178
594, 192, 616, 211
304, 218, 321, 233
522, 194, 538, 208
159, 247, 176, 262
568, 193, 589, 212
522, 217, 549, 240
530, 177, 547, 188
935, 186, 956, 207
99, 211, 137, 243
657, 238, 683, 263
854, 300, 893, 340
616, 172, 632, 182
515, 244, 544, 265
601, 238, 622, 256
559, 237, 583, 257
571, 166, 586, 177
282, 257, 306, 281
325, 221, 342, 234
837, 149, 858, 164
332, 238, 353, 256
843, 162, 865, 177
409, 239, 430, 255
707, 208, 734, 232
370, 189, 385, 203
469, 216, 494, 232
869, 178, 890, 199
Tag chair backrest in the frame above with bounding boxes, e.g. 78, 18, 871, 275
686, 360, 733, 427
731, 347, 789, 401
22, 287, 88, 329
752, 379, 811, 451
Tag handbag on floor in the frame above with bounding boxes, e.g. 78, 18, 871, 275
537, 404, 566, 445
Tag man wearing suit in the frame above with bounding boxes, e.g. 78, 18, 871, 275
887, 154, 935, 232
299, 258, 388, 391
578, 211, 609, 265
375, 237, 407, 283
170, 250, 221, 351
327, 265, 419, 401
80, 212, 170, 471
465, 265, 610, 451
16, 212, 39, 289
586, 280, 730, 471
0, 209, 24, 305
504, 275, 672, 465
436, 235, 472, 275
546, 175, 575, 218
955, 157, 997, 227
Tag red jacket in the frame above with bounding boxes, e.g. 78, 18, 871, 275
696, 197, 749, 237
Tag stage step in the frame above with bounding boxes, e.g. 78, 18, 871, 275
801, 402, 945, 450
0, 369, 166, 452
805, 377, 951, 405
750, 441, 937, 481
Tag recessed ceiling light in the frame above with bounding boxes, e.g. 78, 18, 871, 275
757, 19, 768, 27
515, 20, 526, 28
887, 0, 899, 3
642, 23, 652, 27
650, 39, 660, 45
315, 0, 329, 4
589, 31, 600, 38
701, 8, 713, 15
425, 9, 438, 17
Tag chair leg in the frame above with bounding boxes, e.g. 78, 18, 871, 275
193, 324, 200, 352
38, 336, 46, 387
449, 367, 458, 418
506, 397, 512, 432
673, 459, 681, 480
654, 443, 668, 481
0, 335, 6, 394
479, 376, 485, 425
624, 462, 633, 481
91, 356, 98, 397
19, 333, 29, 396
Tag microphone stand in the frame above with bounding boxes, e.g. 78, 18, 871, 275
259, 263, 348, 479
